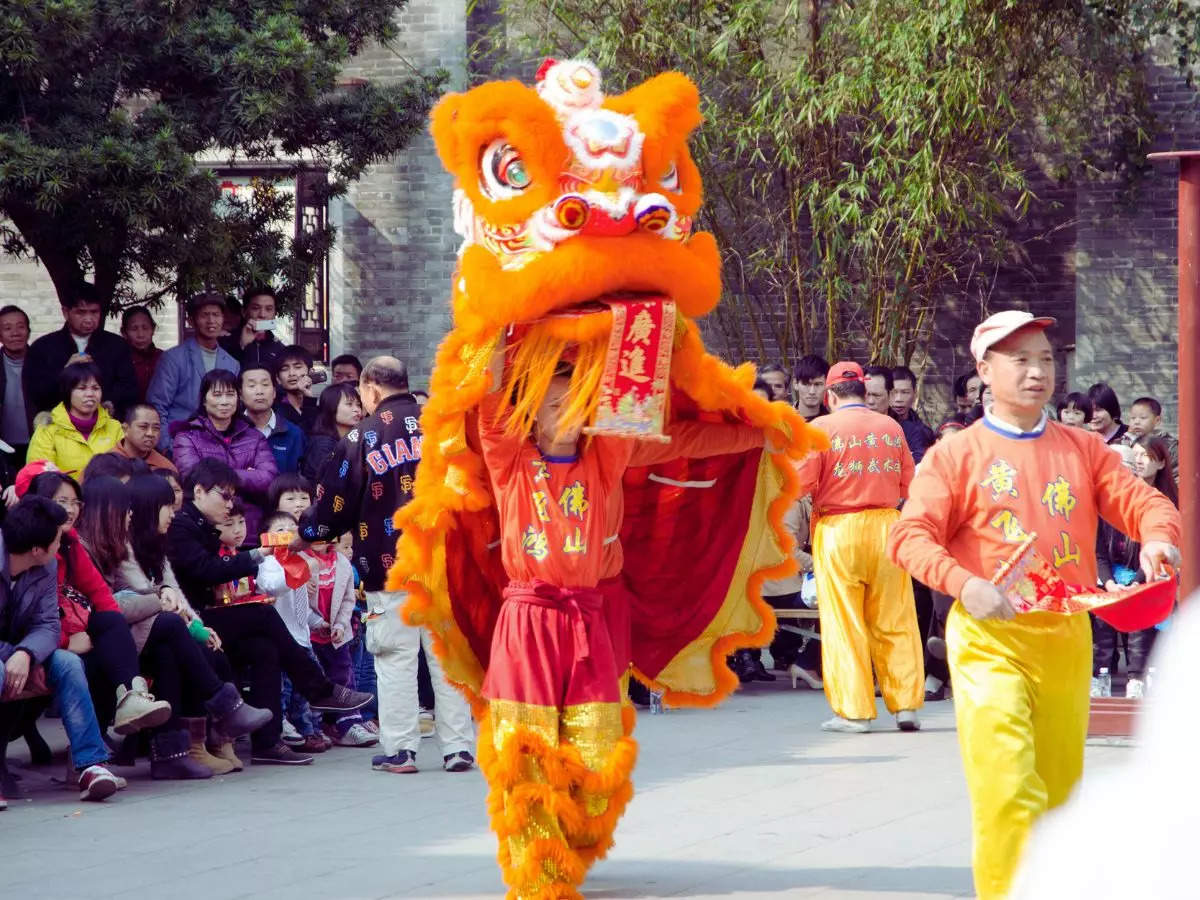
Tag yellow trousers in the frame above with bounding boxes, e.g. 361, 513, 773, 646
947, 604, 1091, 899
480, 698, 637, 900
812, 508, 924, 719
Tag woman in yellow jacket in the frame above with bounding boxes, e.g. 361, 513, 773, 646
27, 362, 124, 480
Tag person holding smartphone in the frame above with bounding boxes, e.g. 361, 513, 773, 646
221, 286, 285, 372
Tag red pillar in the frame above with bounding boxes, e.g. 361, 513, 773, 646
1149, 151, 1200, 597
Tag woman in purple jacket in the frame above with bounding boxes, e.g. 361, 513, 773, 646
172, 370, 277, 539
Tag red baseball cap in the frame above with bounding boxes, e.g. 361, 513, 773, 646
825, 361, 864, 387
14, 459, 57, 499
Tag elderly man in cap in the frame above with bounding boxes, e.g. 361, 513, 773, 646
795, 360, 923, 734
147, 292, 241, 449
888, 310, 1181, 899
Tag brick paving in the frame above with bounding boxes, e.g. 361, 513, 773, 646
0, 683, 1131, 899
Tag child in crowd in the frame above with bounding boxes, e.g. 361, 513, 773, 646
338, 531, 379, 728
214, 500, 268, 606
268, 472, 313, 522
308, 531, 377, 747
1125, 396, 1179, 478
1056, 392, 1093, 429
256, 510, 329, 753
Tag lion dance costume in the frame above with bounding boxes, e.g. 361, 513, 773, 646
387, 59, 825, 899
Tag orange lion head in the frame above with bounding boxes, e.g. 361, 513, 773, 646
430, 59, 721, 335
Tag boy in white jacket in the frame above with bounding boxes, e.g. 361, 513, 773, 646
258, 511, 328, 753
307, 532, 377, 747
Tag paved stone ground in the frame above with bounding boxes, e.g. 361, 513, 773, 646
1, 682, 1130, 900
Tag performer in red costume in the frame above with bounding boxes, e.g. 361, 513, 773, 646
477, 344, 766, 897
388, 59, 824, 899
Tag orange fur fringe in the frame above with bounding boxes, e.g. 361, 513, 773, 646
477, 714, 639, 899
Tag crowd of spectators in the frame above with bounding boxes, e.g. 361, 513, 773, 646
0, 284, 428, 809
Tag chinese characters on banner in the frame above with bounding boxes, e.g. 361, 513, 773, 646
587, 297, 675, 440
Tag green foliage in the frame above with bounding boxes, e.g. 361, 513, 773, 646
485, 0, 1183, 366
0, 0, 446, 311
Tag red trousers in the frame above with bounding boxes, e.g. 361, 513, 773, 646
483, 579, 621, 707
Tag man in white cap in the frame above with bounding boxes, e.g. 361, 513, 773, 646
887, 310, 1181, 899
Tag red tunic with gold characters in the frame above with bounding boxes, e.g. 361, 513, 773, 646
477, 391, 764, 588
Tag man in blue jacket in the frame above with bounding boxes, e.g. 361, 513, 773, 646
146, 293, 241, 450
241, 365, 305, 473
0, 496, 122, 802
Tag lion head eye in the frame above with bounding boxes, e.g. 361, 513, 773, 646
658, 162, 680, 193
480, 139, 531, 199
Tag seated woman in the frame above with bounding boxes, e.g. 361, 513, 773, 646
27, 362, 123, 480
78, 475, 273, 776
166, 457, 372, 766
23, 470, 172, 747
172, 369, 278, 539
300, 382, 363, 482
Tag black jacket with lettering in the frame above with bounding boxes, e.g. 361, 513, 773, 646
299, 392, 421, 591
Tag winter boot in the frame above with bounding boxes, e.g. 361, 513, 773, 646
113, 676, 172, 736
204, 683, 272, 740
149, 729, 213, 780
206, 738, 244, 772
183, 717, 235, 776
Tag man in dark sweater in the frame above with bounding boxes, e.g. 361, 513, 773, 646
889, 366, 936, 465
1, 496, 123, 801
166, 458, 371, 765
24, 283, 138, 418
219, 286, 286, 372
298, 356, 475, 775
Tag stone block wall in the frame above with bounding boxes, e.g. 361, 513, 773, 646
1071, 63, 1200, 432
330, 0, 467, 390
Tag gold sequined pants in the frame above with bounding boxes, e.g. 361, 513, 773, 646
480, 695, 636, 900
948, 604, 1092, 899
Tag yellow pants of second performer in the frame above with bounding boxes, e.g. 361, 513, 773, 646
812, 508, 923, 720
947, 603, 1091, 899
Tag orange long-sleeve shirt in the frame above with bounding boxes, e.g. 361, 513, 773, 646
478, 392, 764, 587
796, 403, 914, 517
888, 415, 1181, 601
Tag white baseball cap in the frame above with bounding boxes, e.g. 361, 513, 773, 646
970, 310, 1056, 362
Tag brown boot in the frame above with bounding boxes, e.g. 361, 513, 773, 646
206, 739, 244, 773
184, 717, 235, 775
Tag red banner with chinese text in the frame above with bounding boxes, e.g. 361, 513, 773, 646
586, 297, 675, 440
992, 533, 1175, 630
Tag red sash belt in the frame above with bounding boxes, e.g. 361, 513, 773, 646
503, 579, 603, 659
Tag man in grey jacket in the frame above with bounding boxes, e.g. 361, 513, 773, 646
146, 292, 240, 449
0, 496, 122, 802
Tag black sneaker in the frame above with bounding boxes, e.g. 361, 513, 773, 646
309, 684, 373, 714
443, 751, 474, 773
372, 750, 418, 774
251, 743, 314, 765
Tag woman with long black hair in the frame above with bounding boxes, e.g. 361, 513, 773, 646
77, 475, 272, 776
300, 381, 363, 482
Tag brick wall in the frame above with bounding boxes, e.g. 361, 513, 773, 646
1071, 63, 1200, 433
330, 0, 467, 390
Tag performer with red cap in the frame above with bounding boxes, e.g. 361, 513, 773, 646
796, 361, 924, 733
888, 310, 1181, 899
